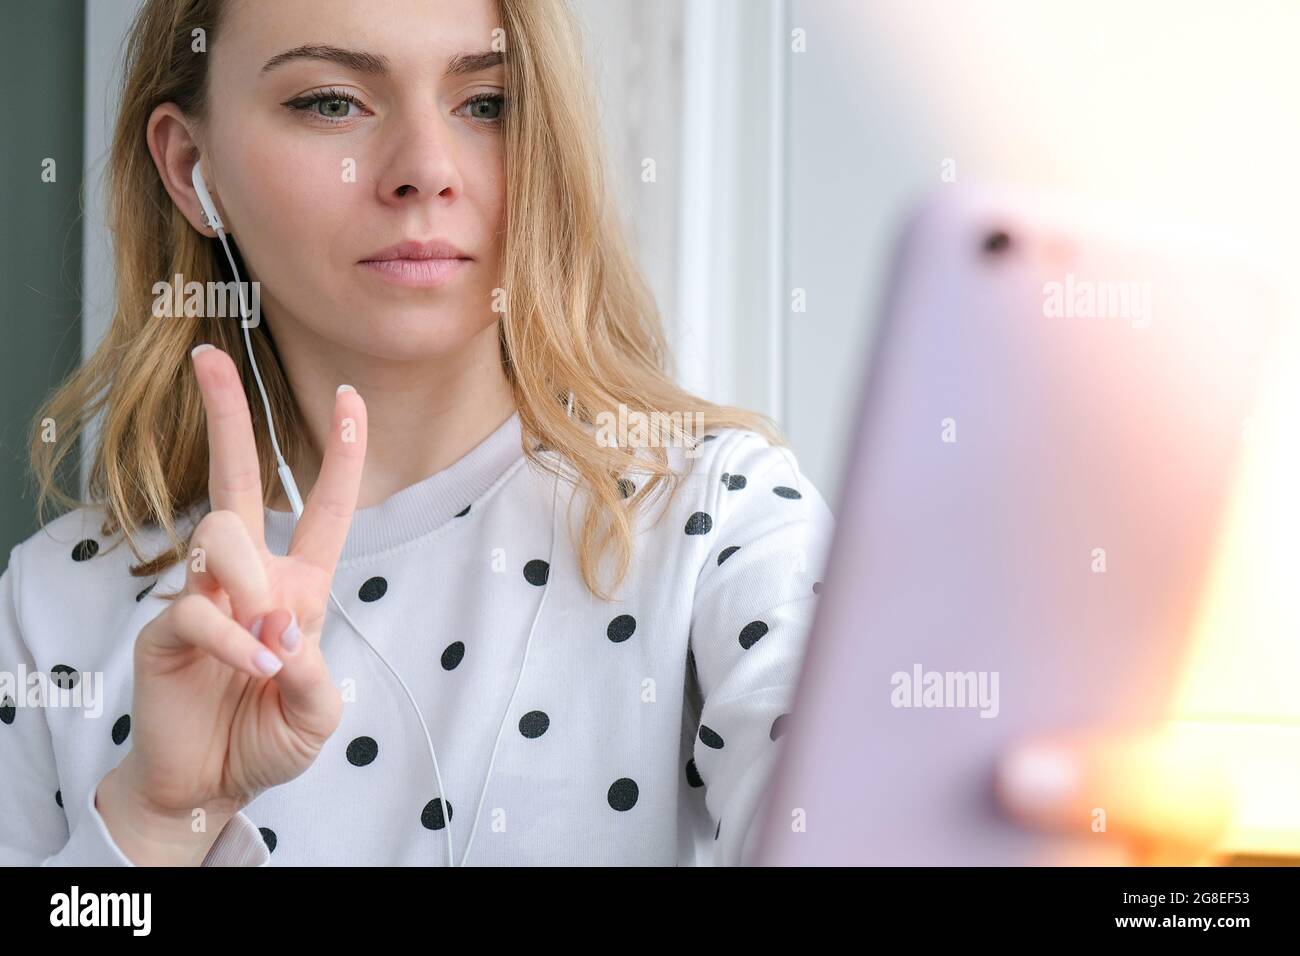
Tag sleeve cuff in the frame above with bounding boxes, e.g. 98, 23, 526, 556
202, 811, 271, 867
40, 784, 270, 866
40, 784, 138, 866
712, 746, 782, 867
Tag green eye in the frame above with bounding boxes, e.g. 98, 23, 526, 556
315, 97, 354, 119
283, 89, 505, 125
462, 93, 505, 123
284, 88, 364, 124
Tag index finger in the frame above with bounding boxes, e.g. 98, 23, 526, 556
191, 344, 266, 544
290, 384, 367, 573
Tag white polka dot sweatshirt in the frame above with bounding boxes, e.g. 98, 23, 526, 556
0, 410, 834, 866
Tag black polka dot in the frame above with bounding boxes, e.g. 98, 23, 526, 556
55, 789, 63, 808
259, 827, 277, 853
0, 696, 14, 725
111, 714, 131, 745
607, 777, 639, 811
699, 724, 725, 749
685, 759, 704, 788
684, 512, 713, 535
720, 473, 747, 490
523, 559, 549, 586
441, 641, 465, 670
812, 581, 822, 595
773, 485, 802, 499
358, 576, 388, 602
346, 736, 378, 766
617, 478, 636, 499
606, 614, 636, 643
455, 504, 471, 517
420, 797, 454, 830
739, 620, 769, 649
770, 713, 790, 741
702, 434, 717, 442
519, 710, 550, 738
135, 582, 156, 602
717, 546, 740, 565
50, 665, 79, 690
71, 539, 99, 561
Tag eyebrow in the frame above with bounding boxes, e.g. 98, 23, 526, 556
259, 45, 504, 78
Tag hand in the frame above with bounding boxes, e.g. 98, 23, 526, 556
995, 727, 1234, 865
97, 344, 368, 865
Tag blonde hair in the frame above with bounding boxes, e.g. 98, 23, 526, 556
32, 0, 782, 601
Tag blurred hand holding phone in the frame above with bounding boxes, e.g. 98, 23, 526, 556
752, 185, 1293, 866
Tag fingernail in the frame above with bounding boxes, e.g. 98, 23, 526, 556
249, 615, 266, 641
998, 744, 1078, 811
253, 648, 282, 676
281, 613, 301, 654
191, 343, 215, 359
337, 384, 356, 395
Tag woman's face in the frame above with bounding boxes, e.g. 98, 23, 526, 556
188, 0, 506, 362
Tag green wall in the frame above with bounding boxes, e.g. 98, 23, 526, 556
0, 1, 86, 562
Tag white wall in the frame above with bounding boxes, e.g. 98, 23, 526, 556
576, 0, 790, 432
81, 0, 145, 493
573, 0, 682, 349
83, 0, 143, 362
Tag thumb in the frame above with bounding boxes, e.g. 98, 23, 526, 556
258, 609, 343, 745
995, 727, 1234, 865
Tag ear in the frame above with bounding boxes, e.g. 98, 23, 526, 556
147, 103, 228, 238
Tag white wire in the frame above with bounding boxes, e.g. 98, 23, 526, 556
220, 231, 288, 469
217, 226, 462, 865
326, 590, 457, 866
458, 396, 570, 866
215, 221, 572, 866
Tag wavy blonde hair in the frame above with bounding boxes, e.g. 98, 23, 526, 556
32, 0, 782, 601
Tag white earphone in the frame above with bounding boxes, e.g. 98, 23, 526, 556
191, 161, 305, 515
191, 159, 571, 866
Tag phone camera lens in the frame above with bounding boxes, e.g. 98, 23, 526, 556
981, 229, 1013, 257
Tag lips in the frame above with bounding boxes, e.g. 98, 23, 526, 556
359, 239, 472, 263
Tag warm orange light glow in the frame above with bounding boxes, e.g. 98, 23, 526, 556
1169, 305, 1300, 856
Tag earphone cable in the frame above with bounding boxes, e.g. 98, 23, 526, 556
214, 224, 459, 865
457, 390, 572, 866
206, 210, 569, 867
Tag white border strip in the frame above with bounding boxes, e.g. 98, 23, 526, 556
769, 0, 789, 426
674, 0, 720, 400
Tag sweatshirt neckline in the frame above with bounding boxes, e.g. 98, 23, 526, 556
263, 409, 524, 562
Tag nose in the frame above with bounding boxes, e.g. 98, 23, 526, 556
375, 106, 465, 208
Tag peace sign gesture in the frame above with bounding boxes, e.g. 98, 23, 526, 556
94, 344, 368, 865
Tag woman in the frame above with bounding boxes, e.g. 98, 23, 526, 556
0, 0, 834, 866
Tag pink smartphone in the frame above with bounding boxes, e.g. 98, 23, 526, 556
753, 185, 1284, 865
